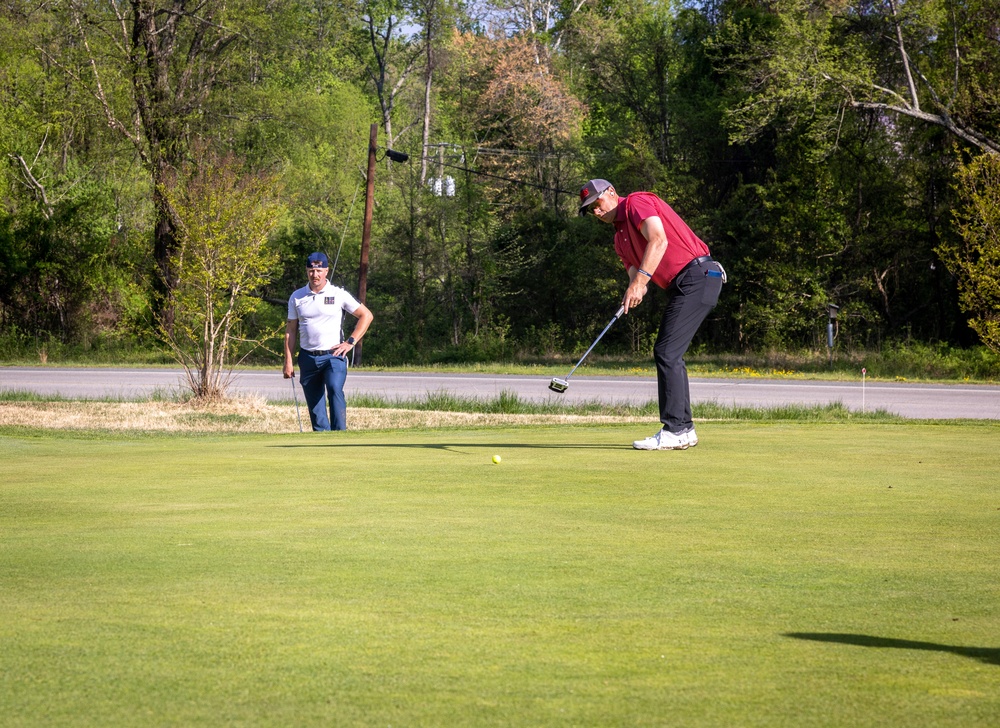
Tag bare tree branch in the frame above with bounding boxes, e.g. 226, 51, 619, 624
59, 6, 149, 160
853, 101, 1000, 155
886, 0, 920, 111
10, 154, 54, 218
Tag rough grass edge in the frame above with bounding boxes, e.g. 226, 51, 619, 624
0, 389, 906, 436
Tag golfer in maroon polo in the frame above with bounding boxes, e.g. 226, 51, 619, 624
579, 179, 726, 450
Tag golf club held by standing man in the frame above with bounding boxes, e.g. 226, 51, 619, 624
549, 305, 625, 393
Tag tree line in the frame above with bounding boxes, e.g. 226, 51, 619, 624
1, 0, 998, 368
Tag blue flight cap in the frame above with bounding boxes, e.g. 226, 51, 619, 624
306, 252, 329, 269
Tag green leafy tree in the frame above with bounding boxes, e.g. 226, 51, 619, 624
938, 153, 1000, 353
26, 0, 293, 324
159, 149, 285, 399
0, 177, 143, 349
720, 0, 1000, 156
670, 0, 976, 349
350, 0, 422, 149
565, 0, 678, 170
0, 2, 150, 351
250, 77, 374, 305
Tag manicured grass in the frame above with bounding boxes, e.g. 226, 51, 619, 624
2, 422, 999, 726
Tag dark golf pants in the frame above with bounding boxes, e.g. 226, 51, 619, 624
298, 350, 348, 431
654, 260, 722, 433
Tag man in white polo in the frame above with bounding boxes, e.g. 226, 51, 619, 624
283, 252, 374, 431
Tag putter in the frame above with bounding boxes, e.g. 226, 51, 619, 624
290, 372, 303, 432
549, 305, 626, 393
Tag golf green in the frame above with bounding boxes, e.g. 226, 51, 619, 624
2, 422, 998, 726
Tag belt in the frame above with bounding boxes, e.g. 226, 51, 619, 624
303, 349, 334, 356
679, 255, 713, 274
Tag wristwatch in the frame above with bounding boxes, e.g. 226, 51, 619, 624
346, 336, 356, 345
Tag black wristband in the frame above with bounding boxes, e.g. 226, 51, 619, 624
637, 268, 653, 279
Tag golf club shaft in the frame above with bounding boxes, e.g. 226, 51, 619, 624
564, 305, 625, 380
291, 374, 303, 433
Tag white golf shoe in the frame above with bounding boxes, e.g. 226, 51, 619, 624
682, 428, 699, 448
633, 429, 694, 451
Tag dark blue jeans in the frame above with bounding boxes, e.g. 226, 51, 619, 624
653, 260, 723, 433
298, 350, 348, 431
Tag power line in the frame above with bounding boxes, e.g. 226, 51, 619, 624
415, 153, 575, 196
425, 142, 575, 160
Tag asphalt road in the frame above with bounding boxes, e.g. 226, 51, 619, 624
3, 366, 999, 419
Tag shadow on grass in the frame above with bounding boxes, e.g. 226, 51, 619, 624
785, 633, 1000, 666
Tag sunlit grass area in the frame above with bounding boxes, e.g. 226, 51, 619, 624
2, 422, 999, 726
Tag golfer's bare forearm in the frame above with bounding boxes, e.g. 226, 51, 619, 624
637, 216, 669, 274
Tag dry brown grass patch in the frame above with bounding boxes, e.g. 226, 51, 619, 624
0, 399, 645, 433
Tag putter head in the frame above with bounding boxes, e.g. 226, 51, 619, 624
548, 377, 569, 393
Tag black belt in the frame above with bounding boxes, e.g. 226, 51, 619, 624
303, 349, 334, 356
679, 255, 713, 274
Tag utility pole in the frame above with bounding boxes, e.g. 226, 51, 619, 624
356, 123, 377, 366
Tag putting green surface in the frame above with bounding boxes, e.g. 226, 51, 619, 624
2, 422, 999, 726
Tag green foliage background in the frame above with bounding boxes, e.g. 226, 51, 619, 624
1, 0, 998, 365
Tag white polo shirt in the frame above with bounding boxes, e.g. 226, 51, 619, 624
287, 282, 362, 351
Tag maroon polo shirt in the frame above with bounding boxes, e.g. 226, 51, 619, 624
612, 192, 710, 289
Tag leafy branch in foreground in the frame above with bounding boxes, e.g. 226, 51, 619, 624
158, 149, 285, 400
938, 153, 1000, 355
